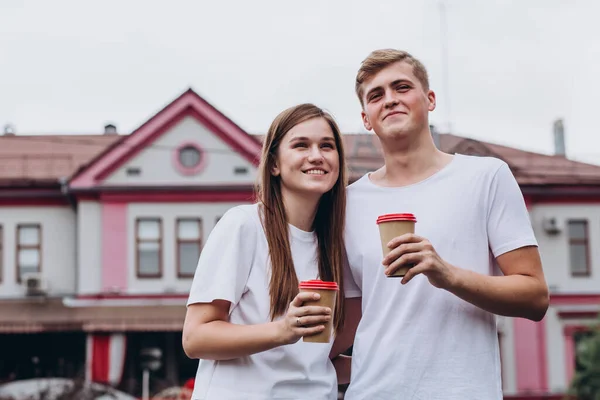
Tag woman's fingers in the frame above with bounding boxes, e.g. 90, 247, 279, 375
290, 292, 320, 307
296, 314, 331, 327
294, 305, 331, 317
299, 325, 326, 336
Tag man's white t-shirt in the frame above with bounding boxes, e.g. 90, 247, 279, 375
187, 204, 338, 400
343, 154, 538, 400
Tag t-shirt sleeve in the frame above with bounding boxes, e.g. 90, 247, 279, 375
487, 162, 538, 258
186, 206, 258, 308
342, 249, 362, 298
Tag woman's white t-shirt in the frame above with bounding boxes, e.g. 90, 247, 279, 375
186, 204, 338, 400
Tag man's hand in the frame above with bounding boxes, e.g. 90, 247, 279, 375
382, 233, 457, 288
382, 233, 548, 321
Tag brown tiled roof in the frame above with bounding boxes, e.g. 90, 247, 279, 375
0, 134, 122, 185
342, 133, 600, 185
1, 132, 600, 186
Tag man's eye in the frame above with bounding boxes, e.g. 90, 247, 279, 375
397, 85, 410, 91
369, 94, 381, 101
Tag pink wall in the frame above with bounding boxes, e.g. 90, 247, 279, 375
514, 317, 548, 392
101, 203, 127, 291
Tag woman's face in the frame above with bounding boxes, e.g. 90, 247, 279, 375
272, 117, 340, 198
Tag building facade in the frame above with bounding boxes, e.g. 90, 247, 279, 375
0, 89, 599, 398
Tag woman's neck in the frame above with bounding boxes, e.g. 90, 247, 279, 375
281, 189, 320, 232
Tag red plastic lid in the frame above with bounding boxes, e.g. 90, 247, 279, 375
298, 280, 339, 290
376, 213, 417, 224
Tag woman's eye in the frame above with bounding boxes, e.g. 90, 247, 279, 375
293, 143, 307, 148
321, 143, 335, 149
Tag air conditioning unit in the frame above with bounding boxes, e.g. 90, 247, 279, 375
542, 217, 562, 235
22, 273, 48, 296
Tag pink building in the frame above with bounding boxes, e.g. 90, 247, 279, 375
0, 89, 599, 398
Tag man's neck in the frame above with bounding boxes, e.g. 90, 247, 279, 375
281, 189, 320, 232
371, 130, 453, 187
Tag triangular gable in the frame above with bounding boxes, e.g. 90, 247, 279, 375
69, 89, 262, 189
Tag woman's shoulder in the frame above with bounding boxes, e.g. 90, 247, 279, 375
217, 203, 262, 232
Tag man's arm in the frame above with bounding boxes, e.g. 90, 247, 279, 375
445, 245, 548, 321
383, 234, 549, 321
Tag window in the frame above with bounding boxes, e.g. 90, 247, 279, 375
16, 224, 41, 282
136, 218, 162, 278
178, 146, 202, 169
173, 142, 206, 176
176, 218, 203, 278
568, 220, 590, 276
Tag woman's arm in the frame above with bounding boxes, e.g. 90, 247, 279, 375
183, 292, 332, 361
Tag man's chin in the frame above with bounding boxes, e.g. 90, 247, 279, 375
375, 126, 411, 139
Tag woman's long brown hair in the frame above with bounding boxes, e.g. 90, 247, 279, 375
256, 104, 347, 333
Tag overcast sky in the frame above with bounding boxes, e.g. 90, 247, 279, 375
1, 0, 599, 164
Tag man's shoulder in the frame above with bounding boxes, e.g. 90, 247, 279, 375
454, 154, 506, 170
452, 154, 507, 178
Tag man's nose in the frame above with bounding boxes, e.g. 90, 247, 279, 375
383, 90, 399, 108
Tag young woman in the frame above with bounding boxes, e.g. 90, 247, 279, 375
182, 103, 348, 400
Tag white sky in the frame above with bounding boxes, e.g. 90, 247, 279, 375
1, 0, 599, 164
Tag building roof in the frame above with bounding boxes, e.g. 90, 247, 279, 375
0, 134, 121, 186
69, 89, 263, 190
1, 131, 600, 187
343, 133, 600, 185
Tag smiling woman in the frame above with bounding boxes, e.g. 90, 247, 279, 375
182, 103, 349, 400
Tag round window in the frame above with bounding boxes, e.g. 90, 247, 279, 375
178, 146, 202, 168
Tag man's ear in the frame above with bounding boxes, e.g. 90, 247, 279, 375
427, 90, 436, 112
361, 110, 372, 131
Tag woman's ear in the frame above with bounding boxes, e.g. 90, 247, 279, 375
271, 157, 280, 176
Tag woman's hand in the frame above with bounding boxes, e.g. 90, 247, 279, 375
276, 291, 332, 345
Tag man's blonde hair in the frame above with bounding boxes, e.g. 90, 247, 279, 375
355, 49, 430, 107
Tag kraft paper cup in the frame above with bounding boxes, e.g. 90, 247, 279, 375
376, 213, 417, 278
298, 280, 338, 343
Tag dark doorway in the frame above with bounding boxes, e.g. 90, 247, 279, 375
0, 332, 86, 383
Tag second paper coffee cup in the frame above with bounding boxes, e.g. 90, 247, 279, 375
376, 213, 417, 277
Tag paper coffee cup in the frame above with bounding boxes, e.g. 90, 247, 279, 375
376, 213, 417, 278
298, 280, 338, 343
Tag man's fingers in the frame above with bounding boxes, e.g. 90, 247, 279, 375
382, 242, 422, 266
387, 233, 424, 249
401, 264, 428, 285
385, 252, 421, 276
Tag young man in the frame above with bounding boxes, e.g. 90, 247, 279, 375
333, 49, 549, 399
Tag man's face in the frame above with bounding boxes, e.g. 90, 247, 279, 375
360, 61, 436, 141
